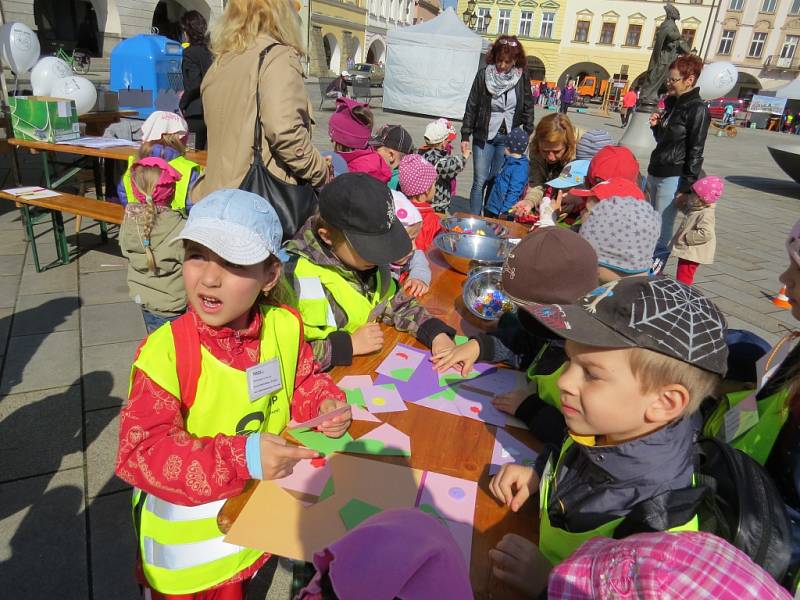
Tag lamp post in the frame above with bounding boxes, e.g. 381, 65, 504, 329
462, 0, 489, 32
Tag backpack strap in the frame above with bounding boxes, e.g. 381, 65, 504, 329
171, 315, 202, 410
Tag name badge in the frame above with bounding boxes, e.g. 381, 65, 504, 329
246, 358, 282, 402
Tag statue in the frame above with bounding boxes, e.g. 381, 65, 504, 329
638, 4, 692, 108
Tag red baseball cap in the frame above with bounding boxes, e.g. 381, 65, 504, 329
571, 177, 646, 200
586, 145, 640, 184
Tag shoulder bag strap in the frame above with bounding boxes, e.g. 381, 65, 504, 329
252, 43, 281, 166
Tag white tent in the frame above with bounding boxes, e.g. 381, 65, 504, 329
383, 8, 487, 119
776, 78, 800, 100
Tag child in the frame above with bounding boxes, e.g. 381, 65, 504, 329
671, 175, 722, 286
368, 124, 415, 190
327, 97, 390, 182
119, 157, 187, 333
115, 189, 351, 599
488, 276, 728, 595
118, 110, 201, 211
391, 190, 432, 298
284, 173, 456, 371
398, 154, 441, 251
418, 119, 470, 213
537, 158, 589, 227
574, 129, 613, 161
569, 176, 646, 224
484, 127, 530, 219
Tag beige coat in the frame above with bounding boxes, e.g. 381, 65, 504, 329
192, 35, 328, 201
671, 203, 716, 264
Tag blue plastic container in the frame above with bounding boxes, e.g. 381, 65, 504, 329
110, 34, 183, 118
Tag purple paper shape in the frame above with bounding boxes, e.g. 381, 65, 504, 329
443, 518, 475, 568
287, 404, 350, 430
355, 423, 411, 455
351, 404, 380, 422
454, 390, 508, 428
462, 368, 527, 397
489, 429, 539, 475
374, 354, 490, 404
363, 383, 407, 414
375, 343, 427, 382
416, 393, 461, 416
274, 457, 332, 498
416, 471, 477, 567
337, 375, 374, 389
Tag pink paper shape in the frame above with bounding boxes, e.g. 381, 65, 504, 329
454, 392, 508, 428
337, 375, 374, 389
375, 343, 427, 381
363, 384, 407, 414
287, 404, 350, 430
489, 429, 539, 475
355, 423, 411, 454
416, 394, 461, 416
350, 404, 380, 422
274, 457, 332, 498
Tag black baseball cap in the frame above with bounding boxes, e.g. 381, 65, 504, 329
368, 124, 415, 154
319, 173, 411, 266
522, 276, 729, 375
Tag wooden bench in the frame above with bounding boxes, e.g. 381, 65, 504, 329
0, 190, 123, 272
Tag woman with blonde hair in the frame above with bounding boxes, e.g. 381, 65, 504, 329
193, 0, 330, 202
511, 113, 578, 217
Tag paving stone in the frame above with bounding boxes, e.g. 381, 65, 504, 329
77, 247, 126, 274
694, 280, 783, 315
11, 292, 80, 336
85, 409, 128, 498
725, 315, 782, 346
0, 275, 19, 308
0, 469, 88, 599
79, 269, 131, 306
0, 330, 80, 395
0, 385, 83, 481
707, 296, 786, 335
82, 341, 141, 410
88, 491, 139, 600
81, 302, 146, 347
0, 254, 24, 276
18, 260, 78, 296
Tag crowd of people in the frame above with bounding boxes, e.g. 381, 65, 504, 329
107, 3, 800, 598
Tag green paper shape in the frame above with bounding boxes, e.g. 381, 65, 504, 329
378, 383, 398, 391
429, 388, 457, 401
319, 476, 335, 501
454, 335, 469, 345
291, 429, 354, 456
419, 503, 448, 527
438, 371, 480, 387
343, 387, 365, 407
389, 367, 415, 381
339, 498, 383, 531
343, 438, 411, 457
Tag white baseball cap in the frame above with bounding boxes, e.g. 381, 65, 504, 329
140, 111, 188, 143
424, 120, 450, 145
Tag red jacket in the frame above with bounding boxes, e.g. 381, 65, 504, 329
411, 200, 441, 251
623, 90, 638, 109
338, 148, 392, 183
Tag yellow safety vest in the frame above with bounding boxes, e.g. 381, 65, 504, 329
293, 257, 396, 340
122, 155, 200, 215
129, 305, 300, 594
539, 436, 699, 564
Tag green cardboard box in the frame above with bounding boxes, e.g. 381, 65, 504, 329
8, 96, 80, 143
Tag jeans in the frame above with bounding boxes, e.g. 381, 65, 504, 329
647, 174, 681, 270
142, 309, 181, 334
468, 133, 508, 215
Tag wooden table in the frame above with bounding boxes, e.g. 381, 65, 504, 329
219, 235, 540, 600
9, 137, 207, 166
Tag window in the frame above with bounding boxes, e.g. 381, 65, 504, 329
625, 24, 642, 46
729, 0, 744, 9
519, 11, 533, 37
690, 0, 703, 4
792, 0, 800, 14
682, 28, 696, 48
476, 7, 491, 33
761, 0, 777, 12
748, 32, 767, 57
574, 19, 590, 42
539, 12, 555, 39
497, 9, 510, 35
718, 29, 736, 54
599, 22, 616, 45
781, 35, 800, 59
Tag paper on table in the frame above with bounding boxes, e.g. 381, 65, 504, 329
350, 404, 380, 422
55, 136, 138, 148
289, 429, 354, 456
274, 457, 332, 497
3, 186, 60, 199
416, 392, 462, 416
374, 355, 489, 404
337, 375, 374, 408
488, 429, 539, 475
348, 423, 411, 457
339, 498, 382, 530
455, 393, 508, 428
461, 368, 527, 397
375, 343, 427, 382
287, 404, 350, 430
363, 383, 407, 414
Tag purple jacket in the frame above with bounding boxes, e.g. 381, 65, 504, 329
561, 85, 576, 104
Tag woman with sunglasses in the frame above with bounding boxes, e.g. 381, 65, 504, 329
647, 53, 710, 270
461, 35, 535, 216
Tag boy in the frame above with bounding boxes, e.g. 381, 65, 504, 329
575, 129, 613, 161
368, 124, 415, 190
419, 119, 470, 213
398, 154, 441, 252
484, 127, 531, 219
537, 158, 589, 227
391, 189, 431, 298
489, 276, 728, 595
285, 173, 456, 371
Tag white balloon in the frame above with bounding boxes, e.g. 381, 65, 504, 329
0, 22, 40, 74
51, 76, 97, 115
30, 56, 73, 96
698, 61, 739, 100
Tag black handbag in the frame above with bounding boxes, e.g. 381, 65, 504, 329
239, 44, 319, 242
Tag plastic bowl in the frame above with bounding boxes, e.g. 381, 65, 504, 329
440, 217, 508, 238
463, 267, 514, 321
433, 232, 519, 274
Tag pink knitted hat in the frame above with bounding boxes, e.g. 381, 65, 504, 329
692, 175, 724, 204
328, 97, 372, 149
130, 157, 182, 206
399, 154, 437, 198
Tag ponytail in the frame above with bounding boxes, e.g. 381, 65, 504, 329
142, 194, 158, 273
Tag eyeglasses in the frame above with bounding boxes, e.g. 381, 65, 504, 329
497, 39, 519, 47
667, 76, 684, 83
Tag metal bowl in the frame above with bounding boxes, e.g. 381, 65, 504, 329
440, 217, 509, 238
433, 232, 519, 274
463, 267, 514, 321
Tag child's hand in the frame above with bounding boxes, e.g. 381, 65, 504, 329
430, 332, 456, 361
492, 388, 528, 415
462, 144, 472, 160
510, 198, 534, 217
317, 398, 351, 439
431, 339, 479, 376
403, 278, 429, 298
259, 433, 319, 480
489, 534, 552, 596
552, 190, 563, 212
489, 463, 539, 512
351, 323, 384, 356
649, 112, 662, 127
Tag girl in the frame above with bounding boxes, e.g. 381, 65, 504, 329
116, 188, 351, 600
117, 110, 202, 213
671, 175, 721, 286
120, 158, 188, 333
418, 119, 470, 213
327, 97, 390, 182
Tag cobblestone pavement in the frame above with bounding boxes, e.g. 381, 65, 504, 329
0, 82, 798, 599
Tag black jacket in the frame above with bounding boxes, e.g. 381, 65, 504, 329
461, 67, 535, 143
180, 43, 214, 118
648, 87, 710, 193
